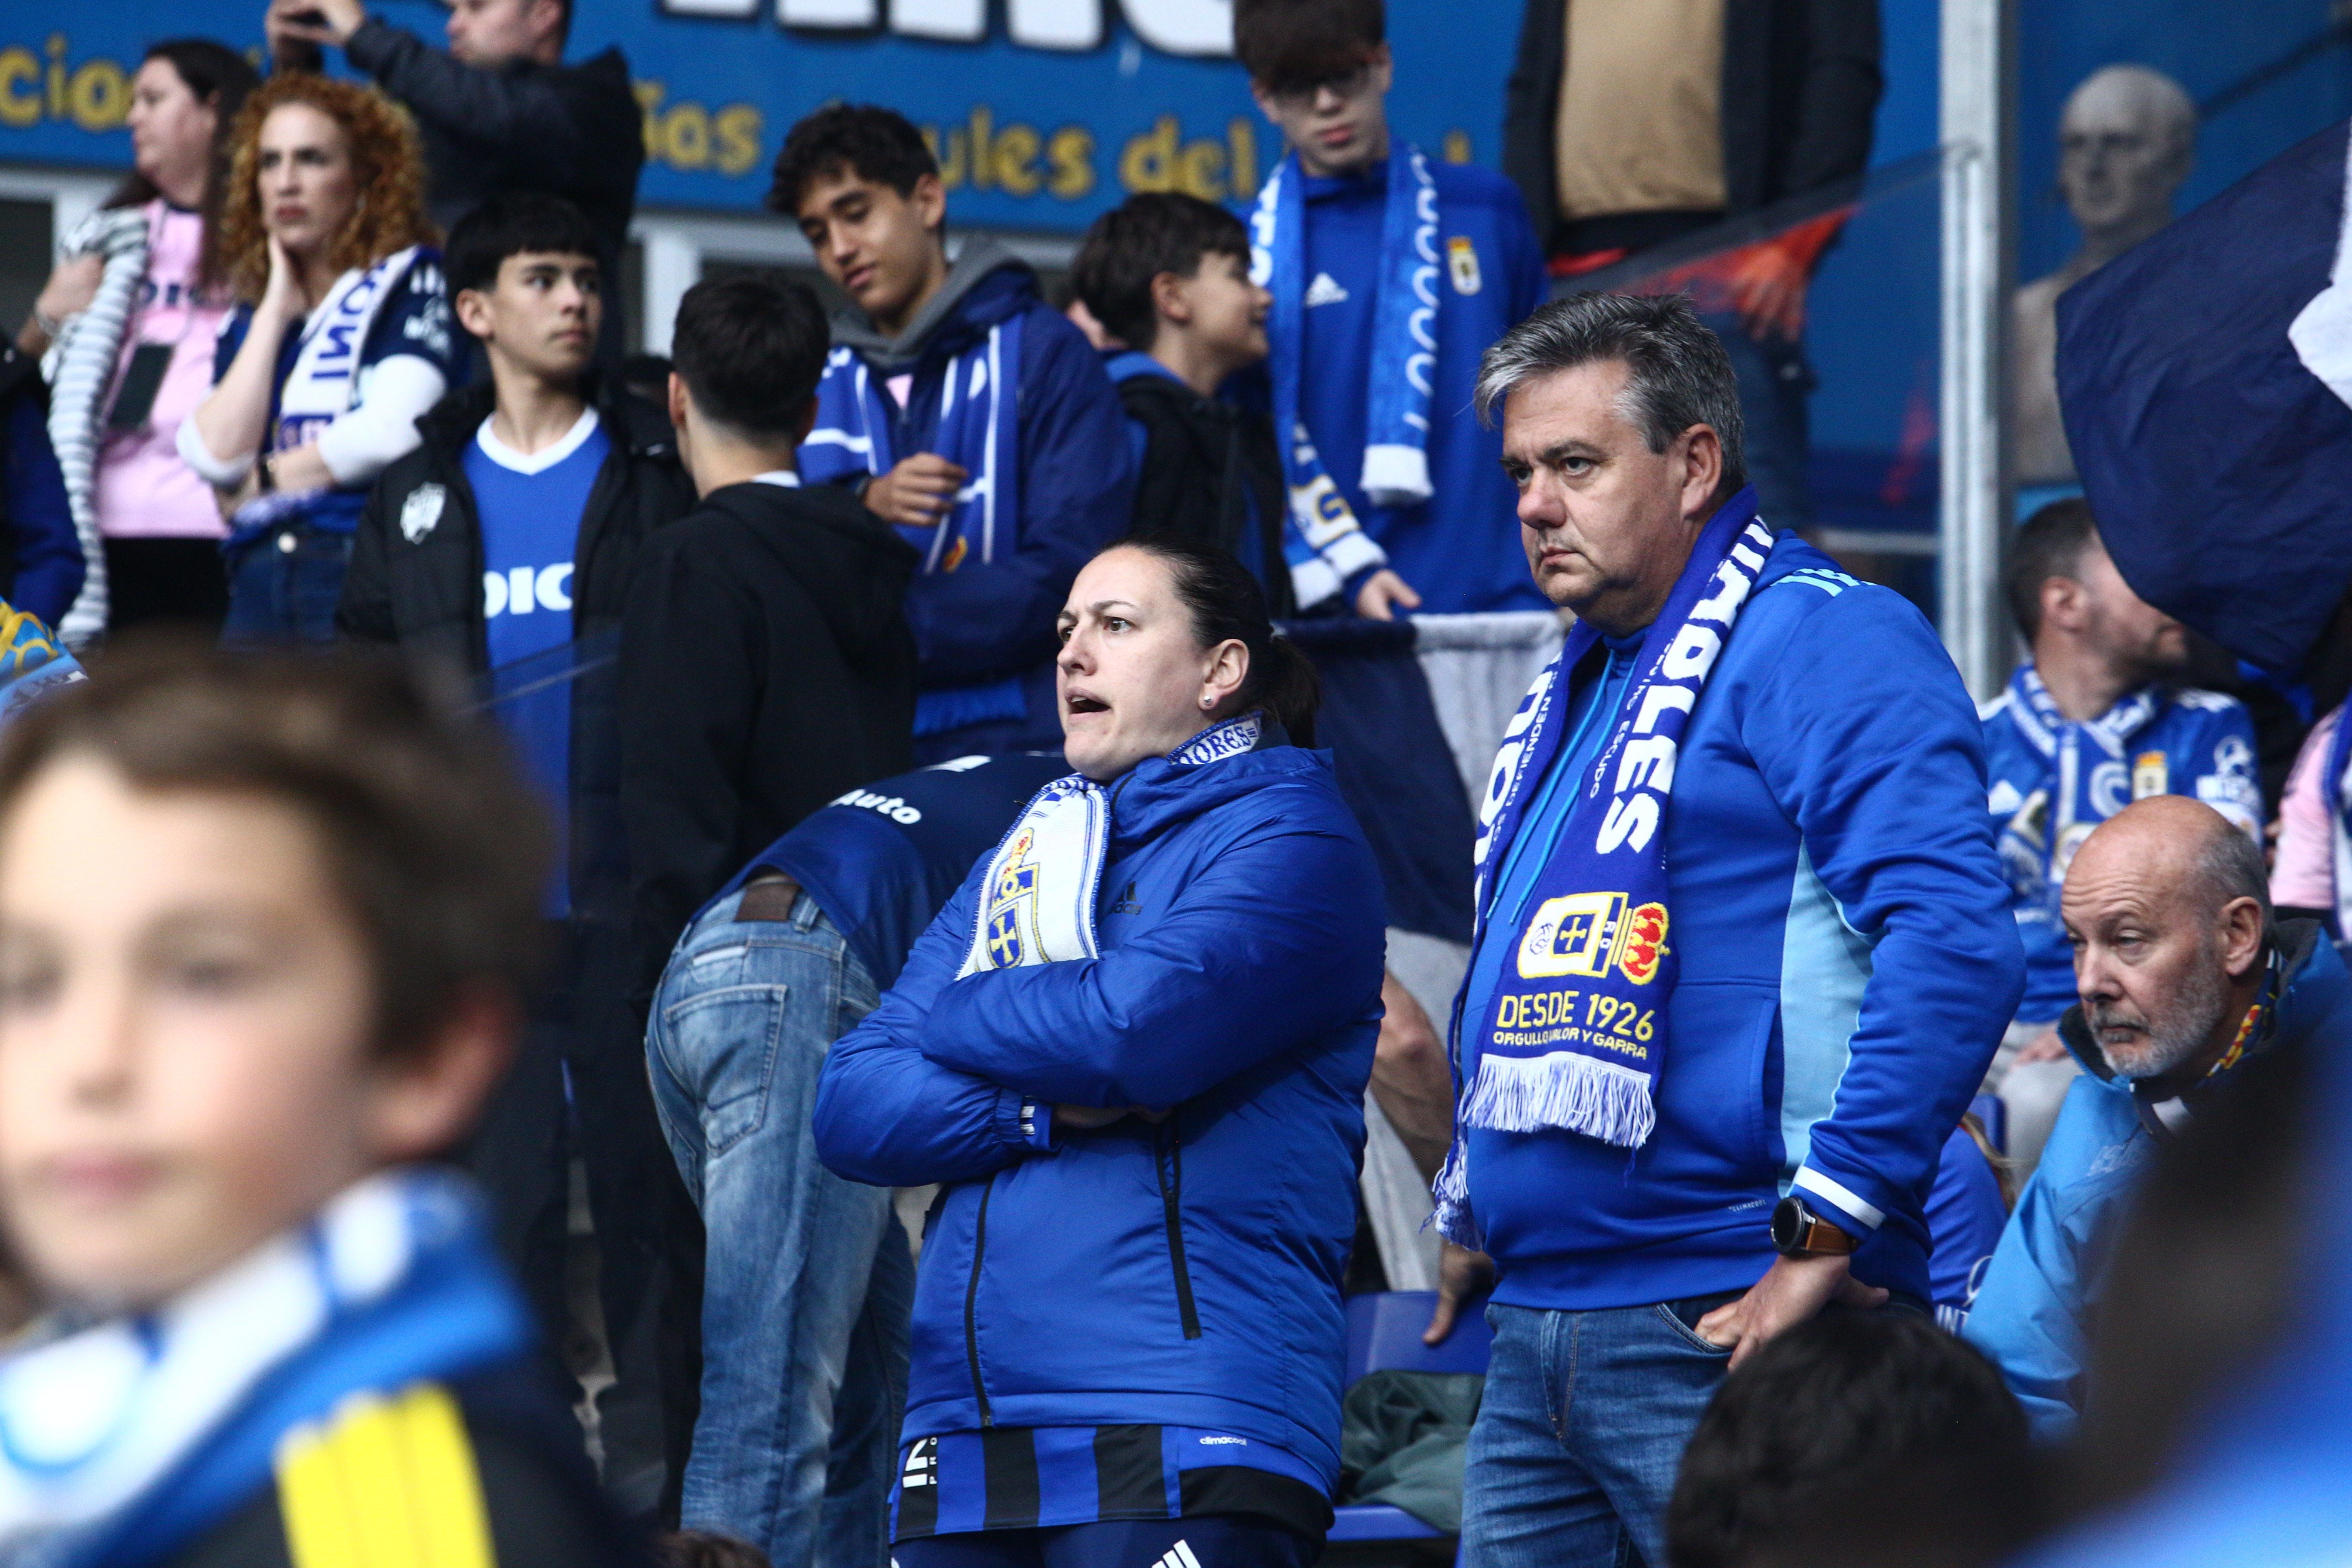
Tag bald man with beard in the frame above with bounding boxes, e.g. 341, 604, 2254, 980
1963, 796, 2352, 1438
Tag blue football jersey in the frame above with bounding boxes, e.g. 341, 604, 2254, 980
1981, 664, 2262, 1022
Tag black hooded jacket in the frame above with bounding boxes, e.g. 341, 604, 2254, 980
618, 479, 920, 996
337, 379, 694, 923
343, 21, 644, 274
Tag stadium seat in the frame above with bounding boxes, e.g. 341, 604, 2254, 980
1327, 1291, 1493, 1547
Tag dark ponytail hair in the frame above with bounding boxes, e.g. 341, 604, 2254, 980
108, 40, 260, 297
1113, 536, 1320, 747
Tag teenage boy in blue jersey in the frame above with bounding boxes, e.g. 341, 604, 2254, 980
339, 191, 697, 1516
772, 105, 1133, 761
1427, 293, 2020, 1568
1235, 0, 1549, 617
646, 752, 1066, 1568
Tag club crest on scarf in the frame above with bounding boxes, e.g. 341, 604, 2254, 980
1433, 492, 1774, 1246
983, 828, 1041, 968
956, 713, 1265, 980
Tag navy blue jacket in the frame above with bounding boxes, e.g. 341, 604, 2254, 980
812, 740, 1386, 1483
720, 753, 1071, 991
802, 257, 1133, 750
0, 355, 83, 628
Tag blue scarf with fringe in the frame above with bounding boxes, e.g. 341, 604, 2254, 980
1435, 491, 1774, 1240
1250, 144, 1437, 606
0, 1168, 532, 1568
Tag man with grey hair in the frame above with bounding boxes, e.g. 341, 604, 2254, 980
2015, 65, 2198, 490
1964, 794, 2352, 1439
1423, 290, 2021, 1566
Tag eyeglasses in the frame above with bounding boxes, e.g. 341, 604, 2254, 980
1264, 64, 1376, 111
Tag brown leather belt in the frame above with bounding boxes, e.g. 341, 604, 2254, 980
738, 873, 802, 923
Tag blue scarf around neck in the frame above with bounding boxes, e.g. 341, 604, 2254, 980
1434, 491, 1775, 1242
1250, 144, 1437, 604
0, 1168, 533, 1568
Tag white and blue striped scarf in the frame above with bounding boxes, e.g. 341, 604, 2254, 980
1250, 144, 1437, 607
958, 712, 1264, 977
1434, 493, 1773, 1243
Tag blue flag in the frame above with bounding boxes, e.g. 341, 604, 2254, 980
2058, 119, 2352, 674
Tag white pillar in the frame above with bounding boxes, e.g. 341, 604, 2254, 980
1939, 0, 2016, 698
636, 223, 701, 356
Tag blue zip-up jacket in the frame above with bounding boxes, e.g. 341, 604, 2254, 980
1981, 666, 2263, 1022
1964, 922, 2352, 1440
812, 739, 1386, 1483
800, 248, 1133, 750
1462, 534, 2024, 1310
1288, 159, 1547, 614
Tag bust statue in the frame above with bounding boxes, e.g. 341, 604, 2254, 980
2014, 66, 2197, 487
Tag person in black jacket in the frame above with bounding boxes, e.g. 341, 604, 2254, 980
266, 0, 644, 356
337, 193, 697, 1521
1071, 193, 1294, 616
1501, 0, 1882, 526
620, 275, 918, 1014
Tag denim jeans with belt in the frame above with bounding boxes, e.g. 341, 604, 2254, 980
646, 879, 913, 1568
1459, 1295, 1741, 1568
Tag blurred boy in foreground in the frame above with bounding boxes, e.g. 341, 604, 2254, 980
0, 642, 637, 1567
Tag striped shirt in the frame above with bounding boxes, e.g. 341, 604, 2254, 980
892, 1425, 1332, 1541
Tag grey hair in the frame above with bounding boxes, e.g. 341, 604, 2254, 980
2195, 817, 2273, 943
1473, 291, 1746, 490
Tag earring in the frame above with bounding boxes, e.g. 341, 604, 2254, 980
1200, 695, 1214, 709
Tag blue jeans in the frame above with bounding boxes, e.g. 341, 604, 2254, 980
1459, 1295, 1740, 1568
646, 881, 913, 1568
220, 523, 352, 644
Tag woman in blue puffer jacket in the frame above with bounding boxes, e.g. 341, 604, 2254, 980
814, 536, 1386, 1568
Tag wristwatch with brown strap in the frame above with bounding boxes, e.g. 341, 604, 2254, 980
1771, 1194, 1858, 1257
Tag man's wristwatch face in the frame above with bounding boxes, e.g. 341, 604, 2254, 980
1771, 1195, 1857, 1257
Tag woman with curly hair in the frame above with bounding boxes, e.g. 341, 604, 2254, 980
180, 72, 461, 643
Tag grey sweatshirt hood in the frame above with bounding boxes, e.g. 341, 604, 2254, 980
830, 237, 1030, 374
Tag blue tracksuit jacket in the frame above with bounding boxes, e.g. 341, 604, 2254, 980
1964, 923, 2352, 1440
1461, 535, 2024, 1309
1981, 667, 2263, 1022
812, 741, 1386, 1483
1289, 158, 1548, 614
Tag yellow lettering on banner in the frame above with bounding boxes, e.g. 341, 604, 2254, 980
715, 105, 762, 175
634, 80, 665, 157
66, 57, 125, 130
1121, 113, 1178, 191
1228, 117, 1258, 194
44, 35, 64, 119
0, 48, 39, 128
922, 109, 1091, 202
929, 125, 968, 188
1443, 129, 1472, 163
993, 121, 1040, 196
1119, 113, 1245, 200
1046, 125, 1095, 198
632, 78, 764, 177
